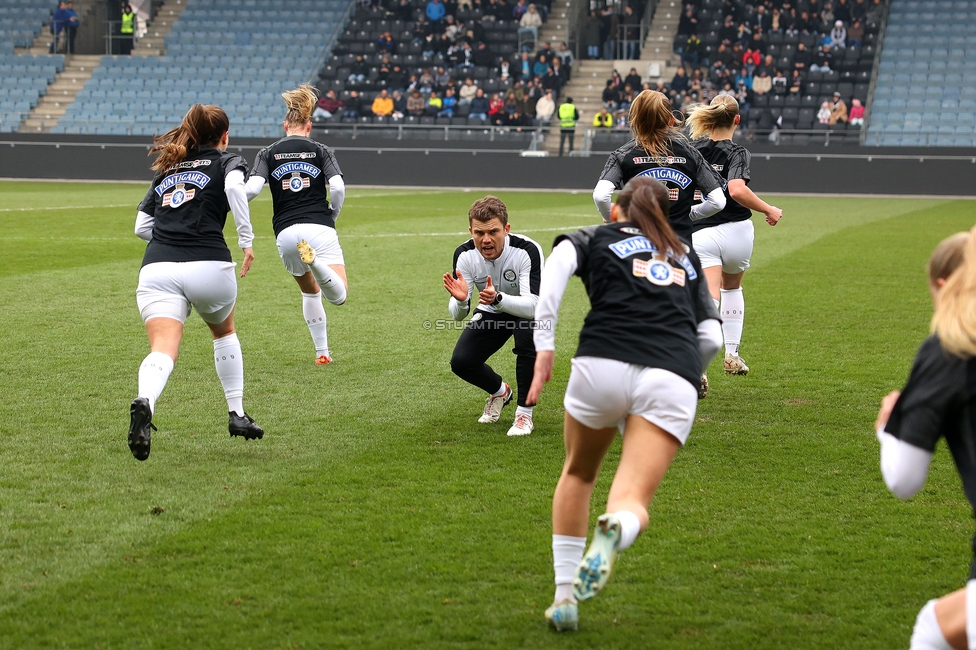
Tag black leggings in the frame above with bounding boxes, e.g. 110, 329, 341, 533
450, 311, 537, 407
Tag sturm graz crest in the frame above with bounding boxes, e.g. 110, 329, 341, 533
283, 172, 311, 192
162, 183, 195, 208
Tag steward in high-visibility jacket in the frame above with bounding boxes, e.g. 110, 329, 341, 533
558, 99, 578, 132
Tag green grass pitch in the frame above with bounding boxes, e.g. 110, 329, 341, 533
0, 180, 974, 648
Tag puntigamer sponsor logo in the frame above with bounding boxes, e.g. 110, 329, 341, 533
155, 171, 210, 196
635, 168, 692, 188
608, 236, 697, 280
271, 161, 322, 180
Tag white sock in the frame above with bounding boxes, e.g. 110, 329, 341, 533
302, 291, 330, 357
910, 599, 952, 650
138, 351, 174, 414
491, 382, 508, 397
552, 534, 586, 603
310, 259, 347, 305
213, 333, 244, 416
613, 510, 641, 551
720, 287, 744, 357
516, 405, 534, 418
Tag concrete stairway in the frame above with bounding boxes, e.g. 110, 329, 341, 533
541, 59, 611, 154
133, 0, 189, 56
19, 54, 100, 133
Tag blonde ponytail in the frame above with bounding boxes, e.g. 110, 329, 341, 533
931, 227, 976, 358
282, 83, 318, 126
685, 95, 739, 140
629, 90, 684, 159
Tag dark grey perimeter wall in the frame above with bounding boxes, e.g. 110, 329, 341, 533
1, 134, 975, 195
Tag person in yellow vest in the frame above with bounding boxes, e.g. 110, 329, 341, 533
592, 107, 613, 128
120, 4, 135, 55
558, 97, 579, 157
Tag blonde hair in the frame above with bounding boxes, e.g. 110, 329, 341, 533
931, 228, 976, 357
685, 95, 739, 140
628, 90, 683, 159
150, 104, 228, 171
282, 83, 318, 126
927, 232, 968, 287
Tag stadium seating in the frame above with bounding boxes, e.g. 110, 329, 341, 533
0, 0, 65, 133
866, 0, 976, 147
54, 0, 354, 137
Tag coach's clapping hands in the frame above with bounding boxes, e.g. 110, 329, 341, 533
443, 270, 469, 301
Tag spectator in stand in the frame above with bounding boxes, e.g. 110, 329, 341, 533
407, 89, 426, 116
789, 69, 803, 94
593, 107, 613, 128
748, 30, 766, 57
603, 79, 621, 110
624, 68, 641, 92
584, 10, 602, 59
312, 90, 344, 120
391, 90, 407, 120
771, 8, 782, 33
52, 1, 68, 52
751, 69, 771, 96
444, 15, 459, 41
499, 58, 511, 81
771, 69, 788, 94
376, 31, 396, 54
533, 53, 551, 77
734, 79, 751, 123
488, 92, 506, 124
517, 51, 532, 79
735, 66, 753, 89
459, 78, 478, 105
715, 43, 734, 69
551, 56, 567, 87
719, 15, 738, 43
829, 20, 846, 48
387, 65, 407, 92
751, 4, 772, 32
512, 0, 529, 20
847, 19, 864, 48
434, 66, 451, 90
469, 88, 491, 121
811, 44, 833, 72
64, 0, 79, 54
119, 3, 135, 55
371, 89, 394, 117
671, 67, 690, 93
417, 68, 435, 93
537, 41, 556, 64
735, 21, 752, 45
852, 0, 868, 20
504, 90, 519, 116
828, 91, 848, 124
427, 0, 446, 24
849, 98, 864, 125
519, 4, 543, 46
426, 90, 443, 115
347, 55, 368, 83
834, 0, 851, 23
817, 100, 831, 124
742, 45, 761, 74
618, 84, 636, 112
343, 91, 362, 119
535, 88, 555, 123
395, 0, 413, 21
682, 33, 703, 69
622, 5, 640, 59
757, 53, 775, 77
474, 41, 494, 67
602, 6, 619, 60
557, 42, 575, 80
793, 42, 811, 71
438, 87, 458, 117
678, 5, 699, 35
865, 0, 883, 25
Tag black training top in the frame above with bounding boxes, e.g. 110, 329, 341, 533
884, 335, 976, 576
598, 136, 724, 241
691, 138, 753, 233
250, 135, 343, 237
554, 223, 719, 388
138, 147, 247, 267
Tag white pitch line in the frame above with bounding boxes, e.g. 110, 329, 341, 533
344, 225, 582, 238
0, 203, 133, 213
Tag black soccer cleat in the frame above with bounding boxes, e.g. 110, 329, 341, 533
128, 397, 156, 461
229, 412, 264, 440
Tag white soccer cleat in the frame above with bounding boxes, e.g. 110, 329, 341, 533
573, 513, 621, 602
724, 353, 749, 376
545, 599, 578, 632
297, 239, 316, 265
477, 383, 513, 423
506, 413, 534, 436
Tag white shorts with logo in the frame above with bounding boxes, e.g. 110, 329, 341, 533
276, 222, 345, 277
136, 260, 237, 324
563, 356, 699, 445
692, 219, 755, 274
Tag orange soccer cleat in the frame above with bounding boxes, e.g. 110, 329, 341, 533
315, 355, 332, 365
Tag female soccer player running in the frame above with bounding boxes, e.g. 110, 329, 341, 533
245, 84, 347, 364
130, 104, 263, 461
876, 229, 976, 650
685, 95, 783, 377
592, 90, 727, 243
528, 176, 723, 631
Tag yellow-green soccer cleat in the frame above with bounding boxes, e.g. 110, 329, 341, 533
573, 513, 621, 601
723, 353, 749, 376
545, 599, 578, 632
297, 239, 316, 265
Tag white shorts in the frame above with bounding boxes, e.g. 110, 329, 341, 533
563, 357, 698, 445
692, 219, 755, 274
136, 260, 237, 324
276, 222, 345, 277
